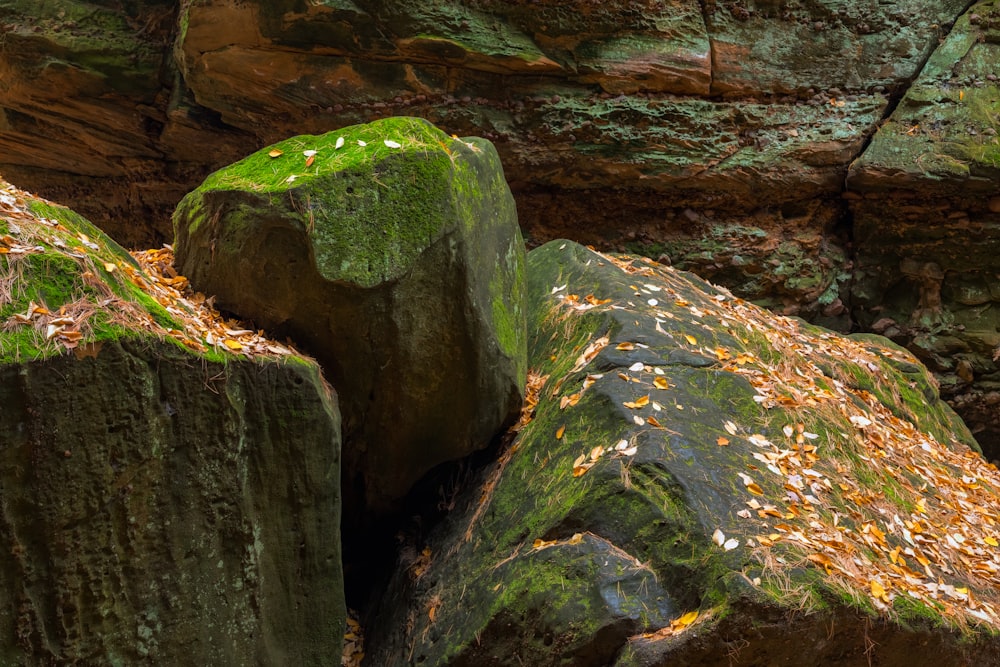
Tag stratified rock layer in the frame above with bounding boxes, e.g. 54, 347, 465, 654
0, 182, 344, 665
848, 0, 1000, 456
366, 241, 999, 665
173, 116, 527, 515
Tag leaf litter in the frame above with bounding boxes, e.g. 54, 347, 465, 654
546, 245, 1000, 633
0, 181, 303, 362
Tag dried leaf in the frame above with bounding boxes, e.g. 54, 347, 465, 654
555, 425, 566, 440
268, 149, 283, 158
335, 137, 345, 149
384, 139, 402, 148
653, 377, 670, 390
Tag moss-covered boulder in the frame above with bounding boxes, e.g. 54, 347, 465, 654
847, 0, 1000, 456
0, 182, 344, 665
365, 241, 1000, 665
172, 116, 527, 517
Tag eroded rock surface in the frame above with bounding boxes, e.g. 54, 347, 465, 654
0, 182, 344, 665
173, 116, 527, 517
848, 0, 1000, 458
365, 241, 999, 665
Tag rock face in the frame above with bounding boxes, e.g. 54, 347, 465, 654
2, 1, 1000, 453
365, 241, 1000, 665
848, 0, 1000, 455
172, 116, 527, 516
0, 183, 344, 665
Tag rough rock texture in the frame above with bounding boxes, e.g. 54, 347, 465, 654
365, 241, 999, 665
0, 182, 344, 665
847, 0, 1000, 460
172, 116, 527, 517
2, 1, 1000, 452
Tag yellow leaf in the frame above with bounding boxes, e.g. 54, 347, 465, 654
268, 148, 283, 158
616, 342, 636, 351
568, 533, 584, 545
223, 339, 243, 351
103, 262, 116, 273
646, 416, 662, 427
572, 464, 592, 478
870, 580, 887, 600
589, 445, 604, 461
746, 483, 764, 496
985, 536, 998, 547
653, 377, 670, 390
624, 395, 650, 409
556, 425, 566, 440
684, 334, 697, 345
677, 611, 698, 626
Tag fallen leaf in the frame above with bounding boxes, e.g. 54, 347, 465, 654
616, 342, 636, 351
556, 425, 566, 440
623, 395, 650, 409
684, 334, 697, 345
335, 137, 345, 149
723, 538, 740, 551
384, 139, 402, 148
712, 529, 726, 546
653, 377, 670, 390
305, 155, 315, 167
268, 149, 283, 158
717, 436, 730, 446
677, 611, 698, 626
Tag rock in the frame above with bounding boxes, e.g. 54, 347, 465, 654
0, 182, 344, 664
365, 241, 999, 665
172, 116, 527, 515
847, 1, 1000, 456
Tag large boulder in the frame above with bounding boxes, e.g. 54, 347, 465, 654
847, 0, 1000, 455
0, 183, 344, 665
172, 116, 527, 516
365, 241, 1000, 665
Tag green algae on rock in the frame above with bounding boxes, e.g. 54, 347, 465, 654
364, 241, 1000, 665
173, 116, 527, 517
0, 181, 345, 665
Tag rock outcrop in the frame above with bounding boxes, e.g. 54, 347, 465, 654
172, 116, 527, 517
365, 241, 1000, 665
1, 2, 999, 452
848, 1, 1000, 454
0, 182, 344, 665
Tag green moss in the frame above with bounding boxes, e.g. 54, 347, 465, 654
186, 117, 489, 288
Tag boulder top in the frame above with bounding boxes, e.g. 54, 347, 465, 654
0, 179, 302, 365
